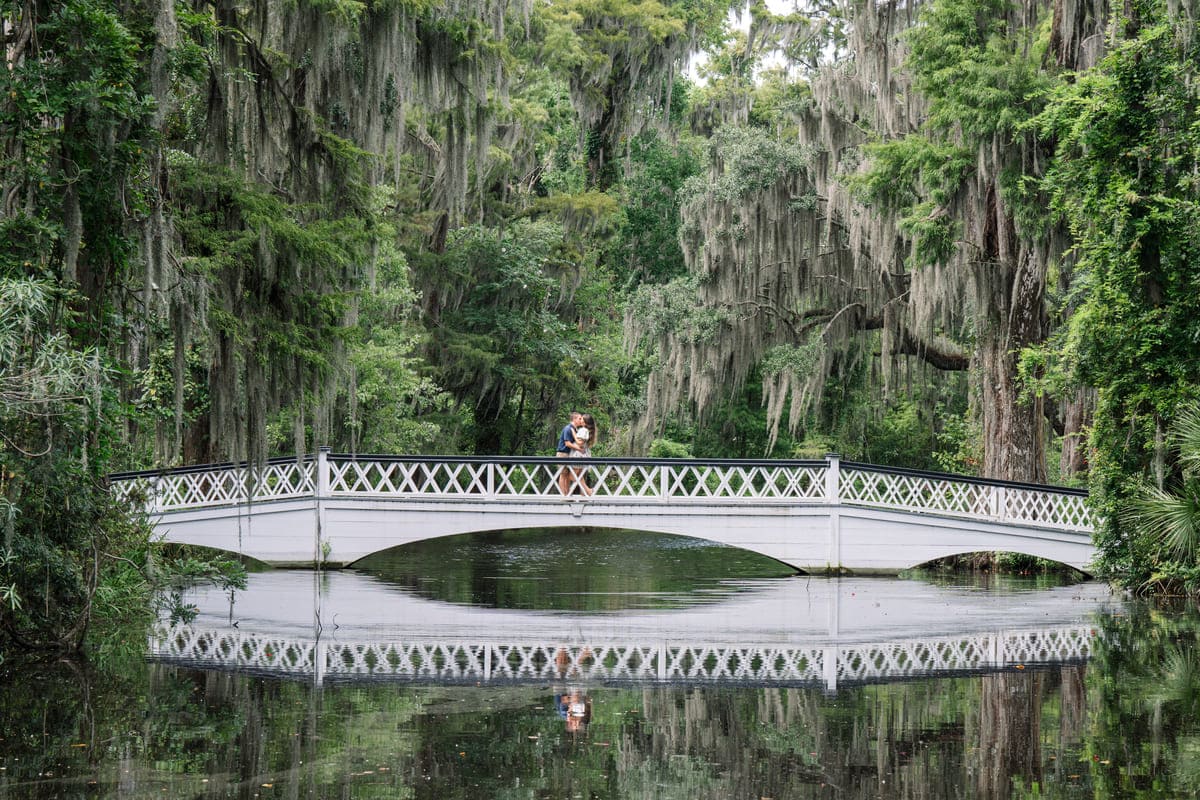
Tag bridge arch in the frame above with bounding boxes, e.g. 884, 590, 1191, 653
339, 521, 808, 573
903, 547, 1092, 576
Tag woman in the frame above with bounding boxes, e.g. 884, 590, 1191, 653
568, 414, 597, 496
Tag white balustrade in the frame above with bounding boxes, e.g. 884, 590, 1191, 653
112, 458, 315, 511
110, 453, 1094, 532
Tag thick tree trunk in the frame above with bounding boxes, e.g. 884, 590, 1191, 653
979, 333, 1046, 483
977, 177, 1049, 483
1060, 389, 1093, 477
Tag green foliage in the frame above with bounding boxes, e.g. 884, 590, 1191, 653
0, 439, 153, 654
931, 407, 984, 475
850, 0, 1052, 269
851, 136, 972, 210
862, 401, 940, 470
682, 126, 812, 204
417, 219, 625, 453
346, 241, 456, 453
648, 438, 692, 458
626, 275, 729, 344
1034, 0, 1200, 585
906, 0, 1051, 138
0, 0, 154, 287
760, 339, 820, 378
607, 130, 703, 286
849, 134, 972, 268
0, 276, 151, 655
1120, 407, 1200, 591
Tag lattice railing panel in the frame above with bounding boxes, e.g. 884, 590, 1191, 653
154, 626, 317, 673
494, 463, 562, 496
838, 638, 992, 682
1000, 627, 1094, 663
328, 460, 830, 503
589, 464, 662, 498
840, 469, 993, 516
659, 645, 825, 683
113, 455, 1092, 533
116, 462, 314, 511
840, 468, 1093, 531
1004, 488, 1093, 531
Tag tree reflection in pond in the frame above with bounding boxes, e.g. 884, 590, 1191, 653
2, 602, 1200, 798
0, 604, 1190, 796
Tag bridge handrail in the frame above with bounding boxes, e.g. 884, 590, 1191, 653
109, 451, 1094, 531
108, 452, 315, 480
109, 453, 830, 479
838, 460, 1088, 496
108, 453, 1086, 495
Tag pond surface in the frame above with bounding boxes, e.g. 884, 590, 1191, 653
2, 529, 1200, 799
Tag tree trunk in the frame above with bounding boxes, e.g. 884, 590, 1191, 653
979, 333, 1046, 483
1060, 389, 1093, 477
977, 176, 1049, 483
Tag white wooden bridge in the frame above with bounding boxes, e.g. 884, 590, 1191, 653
111, 450, 1096, 573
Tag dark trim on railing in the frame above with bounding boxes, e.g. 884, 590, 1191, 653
326, 453, 831, 469
107, 453, 314, 481
107, 452, 1088, 497
839, 460, 1089, 496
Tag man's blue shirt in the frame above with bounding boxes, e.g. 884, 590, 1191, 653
556, 424, 576, 453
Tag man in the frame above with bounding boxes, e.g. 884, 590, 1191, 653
556, 411, 583, 495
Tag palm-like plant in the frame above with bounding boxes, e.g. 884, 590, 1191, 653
1122, 406, 1200, 565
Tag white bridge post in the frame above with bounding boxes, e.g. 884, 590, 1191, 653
315, 447, 330, 566
825, 453, 841, 571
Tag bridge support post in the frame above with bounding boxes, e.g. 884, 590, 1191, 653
990, 486, 1007, 521
315, 447, 331, 566
825, 453, 841, 571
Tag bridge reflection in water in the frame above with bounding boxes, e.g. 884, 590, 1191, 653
149, 573, 1115, 693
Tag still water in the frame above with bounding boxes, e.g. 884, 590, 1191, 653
2, 529, 1199, 799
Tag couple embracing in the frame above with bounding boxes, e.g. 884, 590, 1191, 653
556, 411, 597, 495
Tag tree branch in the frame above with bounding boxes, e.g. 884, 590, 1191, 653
892, 327, 970, 371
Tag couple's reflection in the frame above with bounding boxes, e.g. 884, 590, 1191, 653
554, 687, 593, 734
553, 646, 594, 735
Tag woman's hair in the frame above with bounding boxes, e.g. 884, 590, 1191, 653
581, 414, 597, 446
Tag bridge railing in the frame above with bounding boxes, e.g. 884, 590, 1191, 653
839, 462, 1093, 531
110, 452, 1093, 531
110, 455, 316, 510
326, 455, 830, 502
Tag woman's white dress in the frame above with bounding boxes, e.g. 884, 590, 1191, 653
569, 428, 590, 458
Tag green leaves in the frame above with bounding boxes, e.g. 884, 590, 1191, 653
1031, 0, 1200, 585
1119, 407, 1200, 583
684, 126, 812, 204
907, 0, 1051, 138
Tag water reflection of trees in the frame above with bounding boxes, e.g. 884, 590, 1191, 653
621, 675, 1085, 800
8, 605, 1200, 798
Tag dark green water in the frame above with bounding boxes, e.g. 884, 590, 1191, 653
2, 530, 1199, 799
356, 527, 797, 610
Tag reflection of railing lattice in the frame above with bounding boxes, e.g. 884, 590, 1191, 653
112, 453, 1094, 532
148, 624, 1096, 688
